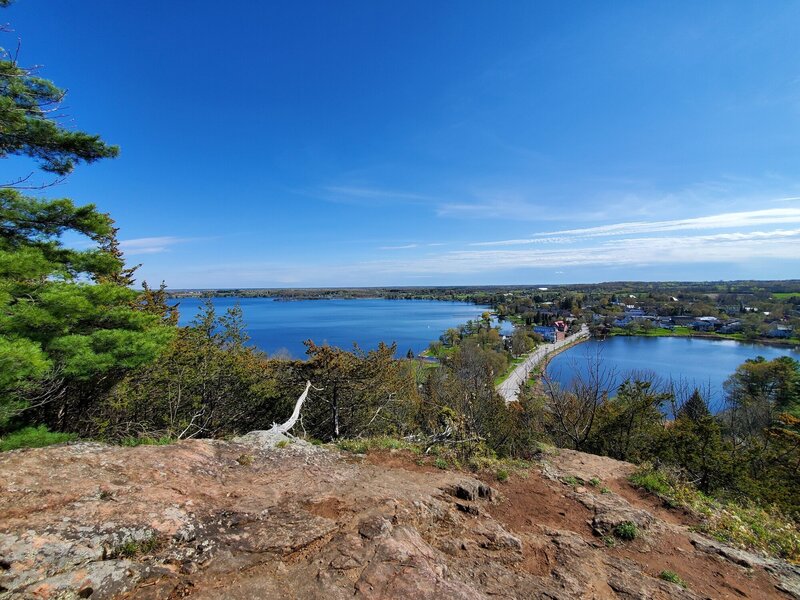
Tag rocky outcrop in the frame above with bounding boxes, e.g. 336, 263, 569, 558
0, 438, 796, 599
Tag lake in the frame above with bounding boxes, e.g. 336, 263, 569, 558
176, 297, 507, 358
546, 336, 800, 410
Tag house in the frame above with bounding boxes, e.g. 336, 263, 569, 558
656, 317, 674, 329
533, 325, 556, 342
767, 325, 793, 339
691, 320, 716, 332
718, 321, 742, 334
553, 320, 568, 341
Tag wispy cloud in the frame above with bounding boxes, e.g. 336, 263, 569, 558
120, 236, 188, 255
156, 226, 800, 287
472, 208, 800, 246
379, 243, 419, 250
318, 185, 433, 207
373, 228, 800, 274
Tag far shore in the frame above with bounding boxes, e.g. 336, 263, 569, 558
604, 327, 800, 349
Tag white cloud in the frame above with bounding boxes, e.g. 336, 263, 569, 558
154, 226, 800, 287
120, 236, 186, 255
379, 243, 419, 250
472, 208, 800, 246
362, 228, 800, 275
320, 185, 432, 205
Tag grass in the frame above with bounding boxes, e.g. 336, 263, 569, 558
560, 475, 583, 487
0, 425, 75, 452
275, 439, 290, 448
659, 570, 687, 588
335, 435, 538, 480
773, 292, 800, 299
111, 534, 161, 558
336, 435, 422, 455
629, 466, 800, 562
236, 453, 254, 465
120, 435, 174, 447
613, 521, 639, 541
629, 468, 672, 496
588, 477, 601, 487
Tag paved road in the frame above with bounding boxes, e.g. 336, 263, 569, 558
496, 324, 590, 403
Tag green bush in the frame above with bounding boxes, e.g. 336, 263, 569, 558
659, 570, 687, 587
629, 466, 800, 561
336, 436, 420, 455
112, 534, 161, 558
120, 435, 174, 447
434, 457, 448, 469
496, 468, 509, 482
0, 426, 75, 452
629, 468, 672, 495
613, 521, 638, 540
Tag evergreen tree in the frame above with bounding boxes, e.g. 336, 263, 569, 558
0, 6, 170, 429
679, 388, 711, 422
1, 12, 118, 188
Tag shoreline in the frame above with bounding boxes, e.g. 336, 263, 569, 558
605, 330, 800, 350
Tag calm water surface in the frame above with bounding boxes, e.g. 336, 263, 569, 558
176, 297, 506, 358
547, 336, 799, 409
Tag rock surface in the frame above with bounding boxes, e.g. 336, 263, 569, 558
0, 438, 796, 599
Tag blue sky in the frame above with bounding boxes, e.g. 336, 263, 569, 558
3, 1, 800, 287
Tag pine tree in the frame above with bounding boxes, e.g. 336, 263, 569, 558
679, 389, 710, 422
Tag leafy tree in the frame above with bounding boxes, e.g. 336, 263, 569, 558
97, 303, 284, 440
510, 325, 534, 357
301, 341, 419, 440
542, 356, 615, 450
723, 356, 800, 442
588, 379, 669, 462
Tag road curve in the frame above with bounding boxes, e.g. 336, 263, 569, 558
496, 324, 590, 403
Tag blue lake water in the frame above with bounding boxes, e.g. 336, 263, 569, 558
176, 297, 507, 359
547, 336, 800, 410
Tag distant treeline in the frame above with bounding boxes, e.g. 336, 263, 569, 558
167, 280, 800, 301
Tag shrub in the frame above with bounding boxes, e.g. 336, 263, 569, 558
120, 435, 174, 447
236, 453, 254, 465
613, 521, 638, 540
434, 458, 448, 470
561, 475, 583, 487
0, 426, 75, 452
629, 466, 800, 562
659, 570, 687, 587
112, 534, 161, 558
275, 440, 289, 449
496, 468, 509, 482
629, 467, 671, 496
589, 477, 601, 487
